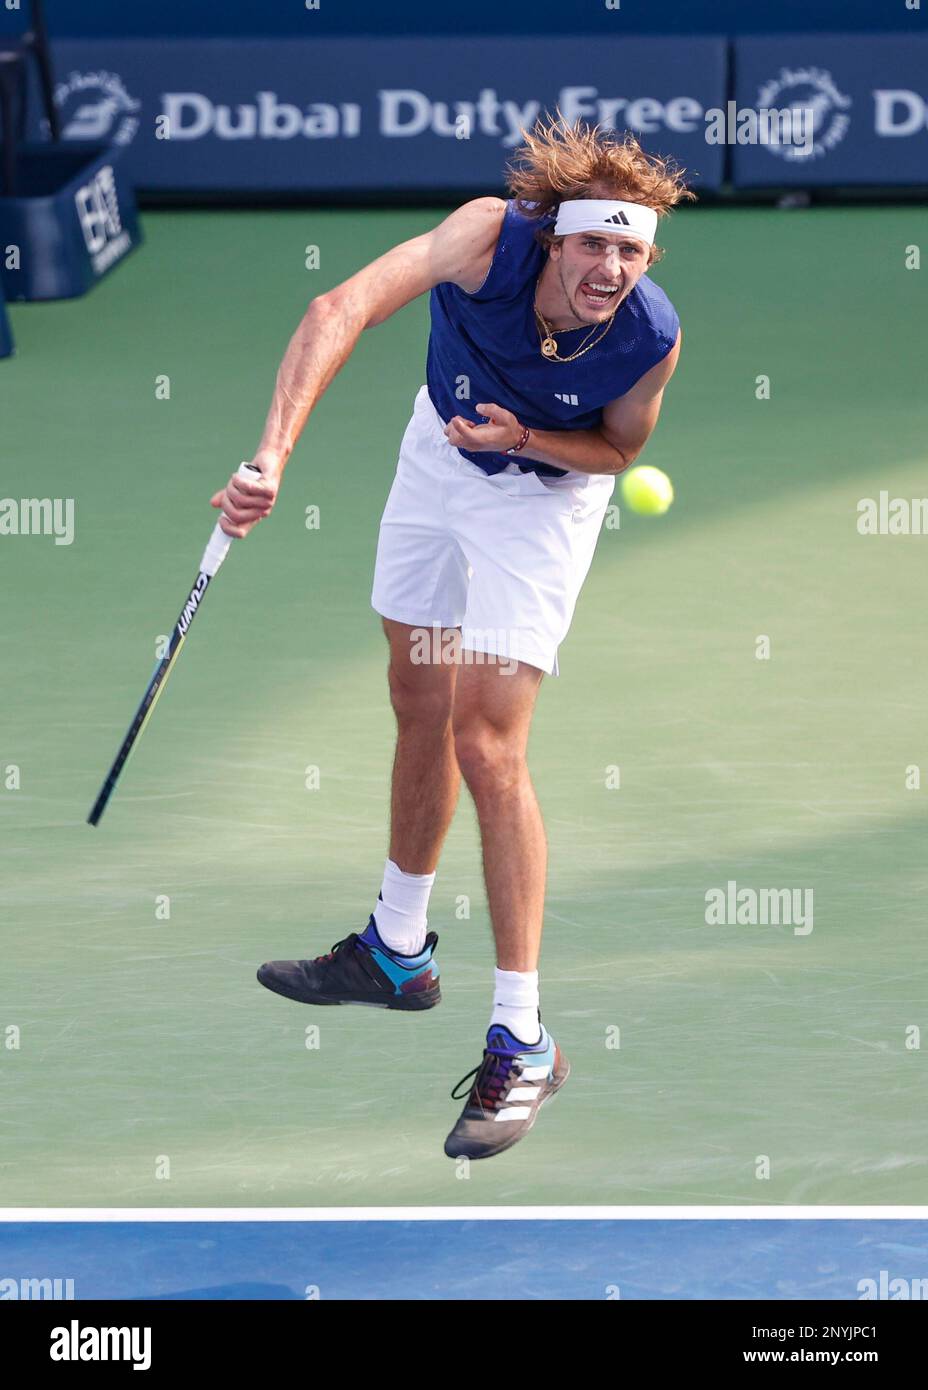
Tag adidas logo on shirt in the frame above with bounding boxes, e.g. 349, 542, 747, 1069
554, 392, 579, 406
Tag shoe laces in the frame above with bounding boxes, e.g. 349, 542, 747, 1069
314, 933, 380, 984
314, 932, 360, 963
451, 1041, 518, 1114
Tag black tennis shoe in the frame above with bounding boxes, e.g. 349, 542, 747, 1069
257, 915, 440, 1011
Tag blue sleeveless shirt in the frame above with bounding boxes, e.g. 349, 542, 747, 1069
426, 200, 679, 478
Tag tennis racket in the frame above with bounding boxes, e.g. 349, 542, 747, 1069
87, 461, 262, 826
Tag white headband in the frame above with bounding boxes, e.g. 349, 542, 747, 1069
553, 199, 658, 247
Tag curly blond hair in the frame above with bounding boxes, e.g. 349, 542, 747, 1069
506, 115, 695, 262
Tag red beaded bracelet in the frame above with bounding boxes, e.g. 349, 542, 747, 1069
505, 425, 531, 455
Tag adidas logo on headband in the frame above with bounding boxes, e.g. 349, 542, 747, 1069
553, 199, 658, 246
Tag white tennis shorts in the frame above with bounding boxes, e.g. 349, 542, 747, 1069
371, 387, 615, 677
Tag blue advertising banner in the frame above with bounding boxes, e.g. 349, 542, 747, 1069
9, 0, 919, 40
733, 34, 928, 186
30, 37, 727, 194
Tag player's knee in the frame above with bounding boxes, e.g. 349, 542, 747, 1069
387, 659, 453, 728
453, 722, 521, 793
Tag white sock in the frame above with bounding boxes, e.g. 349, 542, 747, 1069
372, 858, 435, 956
490, 968, 541, 1045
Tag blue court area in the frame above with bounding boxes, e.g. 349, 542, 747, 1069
1, 1220, 926, 1300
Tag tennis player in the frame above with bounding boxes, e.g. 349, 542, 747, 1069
212, 120, 690, 1160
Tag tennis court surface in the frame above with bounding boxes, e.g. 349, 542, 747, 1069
2, 204, 927, 1210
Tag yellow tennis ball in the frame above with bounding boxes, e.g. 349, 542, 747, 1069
620, 465, 674, 516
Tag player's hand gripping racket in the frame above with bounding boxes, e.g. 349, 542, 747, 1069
87, 462, 262, 826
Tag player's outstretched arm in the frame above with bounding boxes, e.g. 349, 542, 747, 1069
211, 197, 505, 537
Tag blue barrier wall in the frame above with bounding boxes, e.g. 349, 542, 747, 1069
7, 8, 927, 194
733, 34, 928, 187
26, 29, 928, 194
21, 0, 925, 39
31, 36, 729, 193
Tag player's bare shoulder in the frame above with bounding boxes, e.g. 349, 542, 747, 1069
351, 197, 504, 331
428, 196, 506, 294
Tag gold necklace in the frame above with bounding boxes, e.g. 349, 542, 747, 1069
533, 302, 617, 362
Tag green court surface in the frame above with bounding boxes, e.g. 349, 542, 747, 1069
1, 205, 926, 1207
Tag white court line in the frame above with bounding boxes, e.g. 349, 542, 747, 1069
1, 1207, 927, 1222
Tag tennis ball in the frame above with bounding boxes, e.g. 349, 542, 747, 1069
620, 465, 674, 517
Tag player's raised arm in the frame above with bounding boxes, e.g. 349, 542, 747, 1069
211, 197, 505, 537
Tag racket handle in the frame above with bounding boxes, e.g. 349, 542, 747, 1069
200, 461, 264, 576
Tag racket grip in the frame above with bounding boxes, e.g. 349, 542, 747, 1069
200, 461, 263, 576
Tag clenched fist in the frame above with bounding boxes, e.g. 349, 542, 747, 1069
443, 401, 525, 454
210, 456, 281, 538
